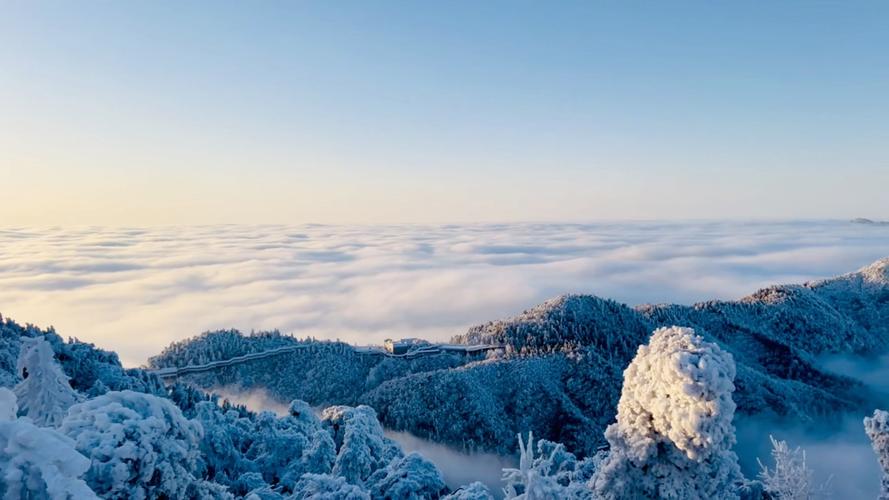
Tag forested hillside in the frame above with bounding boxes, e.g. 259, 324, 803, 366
146, 258, 889, 456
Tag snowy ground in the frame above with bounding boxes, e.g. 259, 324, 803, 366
1, 220, 887, 366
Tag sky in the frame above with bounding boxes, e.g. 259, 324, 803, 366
2, 1, 888, 225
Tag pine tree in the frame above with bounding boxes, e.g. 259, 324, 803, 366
13, 337, 81, 427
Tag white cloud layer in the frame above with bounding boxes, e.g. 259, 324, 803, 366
1, 221, 887, 366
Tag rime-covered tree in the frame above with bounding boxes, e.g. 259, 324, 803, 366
757, 435, 827, 500
502, 432, 597, 499
503, 432, 574, 499
289, 473, 371, 499
322, 405, 403, 485
443, 482, 495, 500
13, 336, 81, 427
367, 452, 447, 499
60, 390, 209, 499
0, 388, 98, 499
865, 409, 889, 500
592, 326, 742, 500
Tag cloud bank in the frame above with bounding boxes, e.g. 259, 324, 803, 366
0, 221, 887, 366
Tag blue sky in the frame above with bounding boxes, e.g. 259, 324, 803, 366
2, 1, 887, 224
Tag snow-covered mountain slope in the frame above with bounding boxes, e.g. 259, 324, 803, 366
142, 258, 889, 456
642, 257, 889, 355
455, 294, 651, 359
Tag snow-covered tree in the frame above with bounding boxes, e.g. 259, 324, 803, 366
190, 397, 337, 495
503, 432, 576, 499
245, 407, 337, 490
288, 473, 371, 499
13, 336, 81, 427
288, 398, 321, 430
502, 432, 594, 499
367, 452, 447, 499
60, 390, 207, 500
757, 435, 828, 500
0, 388, 98, 499
290, 429, 336, 478
443, 481, 495, 500
865, 409, 889, 499
244, 484, 284, 500
322, 405, 402, 485
591, 326, 743, 500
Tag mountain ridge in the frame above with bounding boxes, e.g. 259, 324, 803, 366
135, 257, 889, 456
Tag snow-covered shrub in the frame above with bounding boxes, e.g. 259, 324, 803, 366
757, 435, 828, 500
865, 409, 889, 499
322, 405, 402, 485
443, 481, 495, 500
502, 432, 592, 499
60, 390, 206, 499
0, 388, 98, 499
591, 326, 743, 500
367, 452, 447, 499
13, 336, 81, 427
288, 473, 370, 499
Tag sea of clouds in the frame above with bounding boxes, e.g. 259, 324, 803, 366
1, 220, 888, 367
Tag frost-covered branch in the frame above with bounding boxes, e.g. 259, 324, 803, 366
757, 435, 829, 500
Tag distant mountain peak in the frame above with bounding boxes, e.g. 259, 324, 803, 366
858, 258, 889, 284
851, 218, 889, 225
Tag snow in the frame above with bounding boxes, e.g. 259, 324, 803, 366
854, 257, 889, 286
59, 390, 205, 500
0, 388, 98, 499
